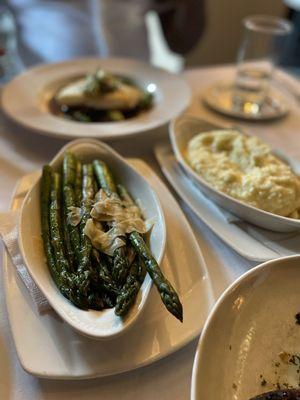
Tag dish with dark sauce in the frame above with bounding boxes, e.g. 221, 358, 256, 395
250, 389, 300, 400
50, 69, 154, 123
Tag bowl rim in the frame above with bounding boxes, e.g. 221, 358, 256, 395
18, 138, 166, 339
169, 114, 300, 228
190, 253, 300, 400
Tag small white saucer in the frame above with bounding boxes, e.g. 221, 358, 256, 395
203, 80, 289, 121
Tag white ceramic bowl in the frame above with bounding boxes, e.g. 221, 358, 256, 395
170, 114, 300, 232
191, 254, 300, 400
2, 57, 191, 140
18, 139, 166, 339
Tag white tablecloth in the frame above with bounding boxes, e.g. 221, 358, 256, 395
0, 65, 299, 400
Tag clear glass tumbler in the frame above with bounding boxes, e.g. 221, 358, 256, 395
234, 15, 293, 113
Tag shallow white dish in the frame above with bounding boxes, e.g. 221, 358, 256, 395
191, 254, 300, 400
155, 143, 300, 262
18, 139, 166, 340
2, 57, 191, 140
4, 159, 214, 378
169, 114, 300, 232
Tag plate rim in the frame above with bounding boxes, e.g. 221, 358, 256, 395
3, 157, 214, 379
190, 253, 300, 400
17, 139, 165, 340
2, 57, 191, 140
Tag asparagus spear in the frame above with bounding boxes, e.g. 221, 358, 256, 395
49, 172, 71, 274
93, 160, 116, 196
137, 260, 147, 284
48, 171, 88, 309
112, 246, 129, 286
40, 165, 59, 281
93, 160, 129, 286
75, 160, 82, 206
117, 184, 132, 203
74, 163, 95, 295
115, 261, 141, 317
79, 164, 94, 268
87, 289, 104, 310
102, 292, 116, 308
91, 249, 118, 295
129, 231, 183, 322
62, 152, 81, 265
63, 151, 76, 186
62, 203, 75, 270
118, 184, 183, 322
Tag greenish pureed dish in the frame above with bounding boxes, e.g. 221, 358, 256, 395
50, 71, 154, 123
40, 152, 183, 321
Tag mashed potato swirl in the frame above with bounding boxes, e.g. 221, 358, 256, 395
187, 130, 300, 218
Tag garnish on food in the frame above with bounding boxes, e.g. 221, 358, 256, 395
52, 69, 154, 123
40, 152, 182, 321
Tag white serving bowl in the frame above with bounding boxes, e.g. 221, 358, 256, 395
2, 57, 191, 140
18, 139, 166, 340
170, 114, 300, 232
191, 254, 300, 400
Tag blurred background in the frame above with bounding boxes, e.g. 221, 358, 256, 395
0, 0, 299, 78
148, 0, 297, 72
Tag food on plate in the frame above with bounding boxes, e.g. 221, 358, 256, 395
186, 129, 300, 218
249, 389, 300, 399
40, 152, 182, 321
52, 69, 153, 122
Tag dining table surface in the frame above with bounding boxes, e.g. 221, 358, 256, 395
0, 63, 299, 400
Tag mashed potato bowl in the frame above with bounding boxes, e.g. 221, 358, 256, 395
170, 115, 300, 232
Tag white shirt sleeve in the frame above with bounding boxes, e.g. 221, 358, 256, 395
94, 0, 151, 61
9, 0, 154, 65
9, 0, 105, 65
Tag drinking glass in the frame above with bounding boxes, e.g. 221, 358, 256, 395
233, 15, 293, 114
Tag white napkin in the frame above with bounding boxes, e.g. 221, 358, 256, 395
0, 189, 51, 314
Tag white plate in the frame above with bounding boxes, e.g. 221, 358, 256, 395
155, 144, 300, 262
169, 114, 300, 232
2, 57, 191, 140
4, 159, 214, 379
18, 139, 166, 340
191, 254, 300, 400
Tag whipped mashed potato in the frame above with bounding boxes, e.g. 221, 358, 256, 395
187, 129, 300, 218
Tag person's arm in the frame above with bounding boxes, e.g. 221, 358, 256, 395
156, 0, 205, 55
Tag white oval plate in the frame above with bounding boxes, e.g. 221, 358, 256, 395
169, 114, 300, 232
2, 57, 191, 140
5, 159, 213, 379
18, 139, 166, 340
191, 254, 300, 400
